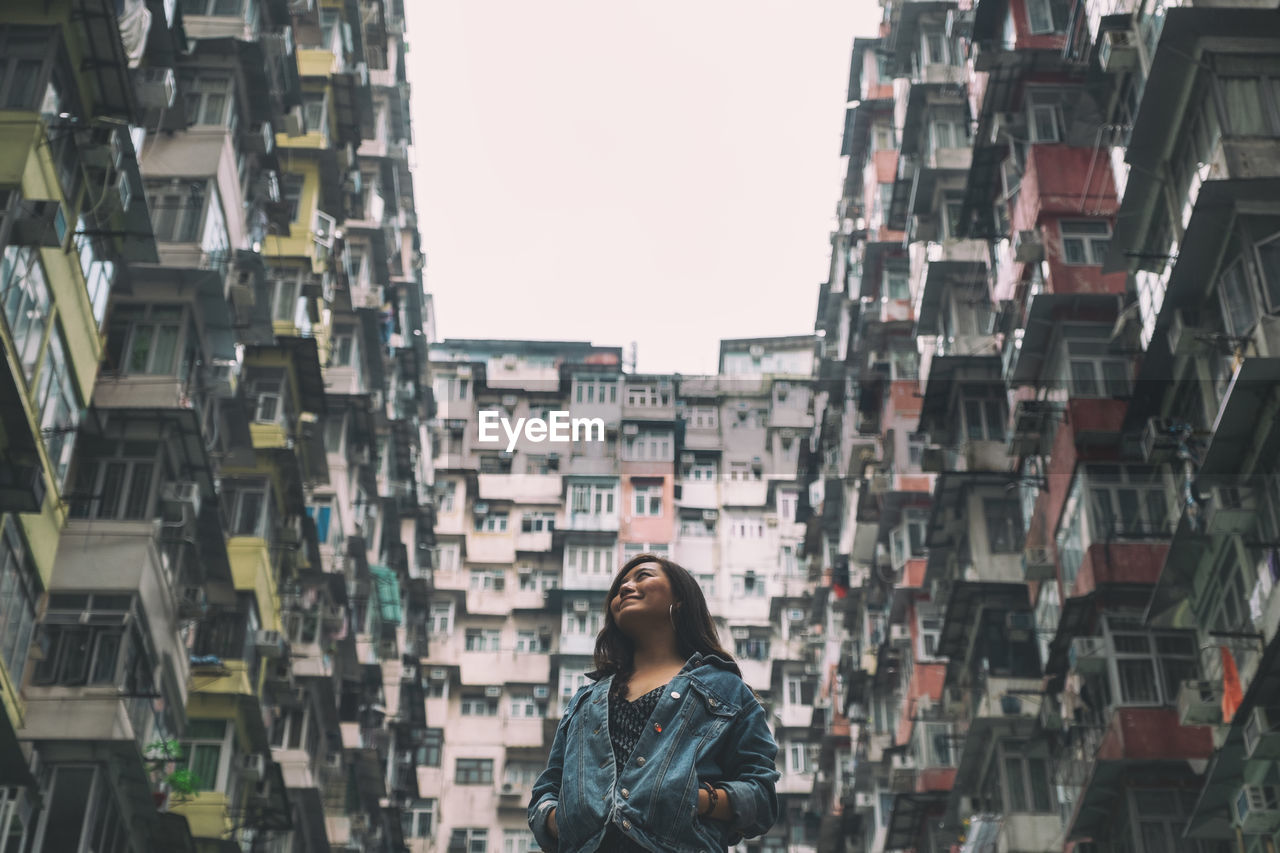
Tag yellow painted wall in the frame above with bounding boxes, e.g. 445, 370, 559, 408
228, 539, 280, 632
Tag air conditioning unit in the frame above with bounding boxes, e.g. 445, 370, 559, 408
749, 344, 765, 359
1232, 785, 1280, 835
776, 382, 789, 400
484, 686, 502, 697
1069, 637, 1108, 674
502, 354, 518, 369
1177, 680, 1223, 726
1022, 547, 1056, 581
572, 600, 590, 613
429, 668, 447, 680
680, 452, 695, 466
766, 516, 778, 527
622, 423, 639, 436
312, 210, 337, 249
855, 792, 876, 809
1141, 417, 1185, 463
702, 509, 718, 522
455, 365, 473, 379
1099, 28, 1139, 73
473, 502, 489, 515
254, 630, 286, 657
77, 125, 125, 171
501, 782, 517, 794
160, 481, 201, 523
1244, 707, 1280, 760
751, 456, 763, 471
1013, 228, 1043, 263
133, 66, 176, 108
889, 625, 910, 644
1204, 487, 1257, 536
239, 753, 266, 781
533, 686, 549, 699
731, 627, 750, 639
501, 394, 518, 408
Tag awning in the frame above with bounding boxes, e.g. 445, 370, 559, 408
917, 354, 1001, 436
370, 564, 402, 626
1198, 358, 1280, 478
938, 581, 1029, 660
915, 260, 988, 336
1144, 511, 1210, 629
1005, 293, 1121, 386
885, 791, 949, 851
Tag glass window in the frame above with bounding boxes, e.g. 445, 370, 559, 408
984, 498, 1024, 553
35, 326, 81, 488
182, 71, 237, 130
0, 245, 51, 384
0, 27, 56, 110
402, 798, 436, 839
454, 758, 493, 785
0, 518, 39, 687
144, 178, 208, 244
1060, 220, 1112, 265
1026, 0, 1054, 33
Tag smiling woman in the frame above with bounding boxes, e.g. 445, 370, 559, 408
527, 554, 780, 852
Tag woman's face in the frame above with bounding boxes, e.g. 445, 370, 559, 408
610, 561, 677, 632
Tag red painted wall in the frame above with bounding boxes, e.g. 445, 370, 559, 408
1097, 708, 1212, 762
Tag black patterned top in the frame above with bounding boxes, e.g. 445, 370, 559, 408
595, 682, 666, 852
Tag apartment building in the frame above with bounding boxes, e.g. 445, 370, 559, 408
809, 0, 1280, 850
415, 337, 832, 852
0, 0, 432, 850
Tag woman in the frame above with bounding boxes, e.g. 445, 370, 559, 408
528, 554, 780, 852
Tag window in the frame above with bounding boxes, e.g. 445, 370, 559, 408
890, 510, 929, 568
268, 267, 305, 324
519, 570, 558, 592
1219, 258, 1260, 338
785, 741, 812, 775
684, 406, 717, 428
623, 432, 673, 461
1064, 336, 1133, 398
144, 178, 213, 244
730, 518, 765, 538
1085, 464, 1171, 538
73, 225, 115, 330
1059, 220, 1112, 265
1025, 0, 1055, 34
460, 695, 499, 716
780, 544, 799, 576
514, 629, 550, 654
305, 500, 332, 544
890, 347, 919, 380
35, 765, 133, 853
962, 392, 1007, 442
0, 27, 57, 110
873, 123, 896, 151
503, 829, 538, 853
563, 608, 603, 636
104, 303, 189, 376
454, 759, 493, 785
569, 482, 617, 516
776, 491, 797, 522
687, 462, 717, 481
509, 691, 547, 718
463, 628, 500, 652
1027, 90, 1064, 143
633, 483, 663, 517
1107, 621, 1200, 707
566, 545, 613, 576
929, 115, 968, 153
402, 799, 436, 839
732, 573, 767, 598
521, 511, 555, 533
474, 512, 509, 533
878, 183, 894, 223
734, 636, 770, 661
222, 479, 272, 537
885, 265, 910, 301
573, 379, 618, 404
625, 385, 670, 407
620, 543, 668, 562
997, 740, 1054, 812
694, 572, 717, 596
67, 439, 164, 522
330, 326, 356, 367
1211, 58, 1280, 138
921, 30, 949, 65
0, 245, 51, 384
469, 570, 505, 593
448, 828, 489, 853
181, 0, 247, 15
0, 518, 39, 687
279, 173, 305, 223
918, 606, 943, 658
915, 722, 955, 767
422, 729, 442, 767
177, 718, 235, 792
35, 327, 81, 487
182, 72, 237, 130
984, 497, 1024, 553
429, 602, 453, 634
302, 91, 326, 135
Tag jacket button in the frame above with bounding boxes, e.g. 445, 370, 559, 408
636, 756, 645, 766
622, 819, 631, 830
654, 723, 662, 733
621, 788, 629, 798
708, 698, 717, 707
600, 759, 609, 768
670, 691, 680, 699
593, 728, 600, 734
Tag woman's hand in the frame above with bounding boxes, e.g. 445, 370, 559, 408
696, 785, 733, 822
548, 806, 558, 839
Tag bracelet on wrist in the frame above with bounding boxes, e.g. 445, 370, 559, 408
699, 781, 718, 816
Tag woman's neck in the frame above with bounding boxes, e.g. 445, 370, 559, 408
630, 635, 685, 674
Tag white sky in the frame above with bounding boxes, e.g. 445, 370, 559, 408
405, 1, 882, 374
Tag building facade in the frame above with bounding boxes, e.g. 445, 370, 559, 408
812, 0, 1280, 850
0, 0, 433, 850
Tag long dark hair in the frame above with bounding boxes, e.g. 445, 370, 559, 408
593, 553, 740, 681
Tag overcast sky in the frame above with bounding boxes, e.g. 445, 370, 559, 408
405, 1, 881, 375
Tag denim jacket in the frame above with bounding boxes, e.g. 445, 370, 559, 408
527, 652, 780, 852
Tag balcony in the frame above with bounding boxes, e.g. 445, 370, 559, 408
564, 511, 619, 532
477, 473, 562, 503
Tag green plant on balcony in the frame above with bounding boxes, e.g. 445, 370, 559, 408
145, 739, 201, 802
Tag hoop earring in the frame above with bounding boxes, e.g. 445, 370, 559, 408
669, 604, 676, 629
